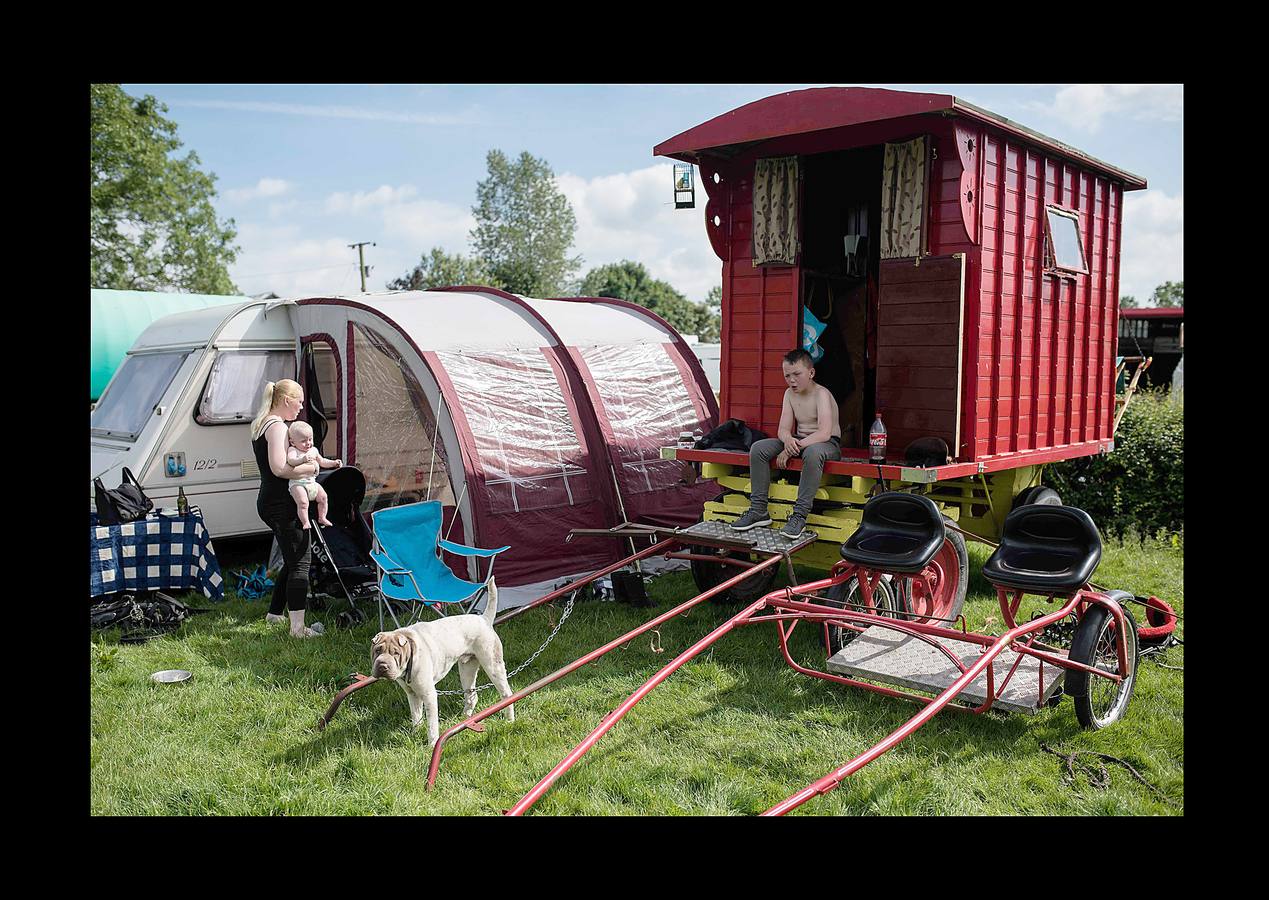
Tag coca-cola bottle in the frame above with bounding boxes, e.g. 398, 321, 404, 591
869, 413, 887, 464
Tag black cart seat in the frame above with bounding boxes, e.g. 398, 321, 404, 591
840, 493, 946, 574
981, 505, 1102, 595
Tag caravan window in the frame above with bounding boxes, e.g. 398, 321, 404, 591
91, 351, 190, 441
196, 351, 295, 425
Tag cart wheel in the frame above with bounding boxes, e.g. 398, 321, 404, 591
1014, 486, 1062, 508
689, 545, 778, 604
894, 519, 968, 624
824, 575, 897, 656
1067, 603, 1139, 730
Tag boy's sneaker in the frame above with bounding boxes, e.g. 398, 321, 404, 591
730, 508, 772, 531
780, 513, 810, 539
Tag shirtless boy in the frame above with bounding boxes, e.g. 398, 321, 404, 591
285, 420, 343, 529
730, 349, 841, 539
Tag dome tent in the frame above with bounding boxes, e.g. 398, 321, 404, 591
282, 287, 719, 607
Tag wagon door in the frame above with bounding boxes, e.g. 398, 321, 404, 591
875, 253, 966, 459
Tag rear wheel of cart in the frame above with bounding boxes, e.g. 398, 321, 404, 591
1014, 485, 1062, 508
1067, 603, 1139, 729
892, 518, 968, 624
689, 545, 778, 604
824, 574, 898, 656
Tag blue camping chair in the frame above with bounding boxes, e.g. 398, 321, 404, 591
369, 501, 510, 629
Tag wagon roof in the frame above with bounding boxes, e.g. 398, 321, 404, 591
654, 87, 1147, 190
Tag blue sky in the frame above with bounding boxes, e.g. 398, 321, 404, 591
121, 83, 1183, 305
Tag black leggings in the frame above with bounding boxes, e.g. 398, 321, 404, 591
262, 505, 311, 614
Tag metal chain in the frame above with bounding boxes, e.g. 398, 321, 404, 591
435, 592, 578, 696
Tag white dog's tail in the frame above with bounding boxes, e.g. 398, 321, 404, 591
482, 578, 499, 625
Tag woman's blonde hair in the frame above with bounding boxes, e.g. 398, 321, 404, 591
250, 378, 302, 441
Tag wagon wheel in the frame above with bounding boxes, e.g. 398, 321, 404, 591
892, 518, 968, 624
689, 545, 778, 604
1066, 603, 1139, 730
1014, 485, 1062, 508
823, 574, 899, 656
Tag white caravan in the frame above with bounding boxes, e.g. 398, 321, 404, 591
90, 300, 301, 538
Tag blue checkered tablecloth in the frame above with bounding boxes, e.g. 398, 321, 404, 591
90, 507, 224, 602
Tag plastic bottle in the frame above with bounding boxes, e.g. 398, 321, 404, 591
869, 413, 887, 464
177, 486, 189, 516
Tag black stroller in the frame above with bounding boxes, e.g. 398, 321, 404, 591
308, 466, 379, 627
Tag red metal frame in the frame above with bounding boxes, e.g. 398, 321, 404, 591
502, 562, 1131, 817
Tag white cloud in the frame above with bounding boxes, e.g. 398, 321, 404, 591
559, 163, 722, 303
1119, 189, 1183, 301
379, 197, 475, 252
229, 223, 365, 297
324, 184, 419, 215
227, 185, 478, 297
1030, 84, 1183, 133
225, 177, 292, 203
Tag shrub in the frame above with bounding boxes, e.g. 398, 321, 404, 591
1047, 390, 1183, 537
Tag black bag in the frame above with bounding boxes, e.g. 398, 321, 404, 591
903, 437, 950, 468
94, 467, 154, 525
694, 418, 770, 452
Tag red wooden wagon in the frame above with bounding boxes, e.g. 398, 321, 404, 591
654, 86, 1148, 622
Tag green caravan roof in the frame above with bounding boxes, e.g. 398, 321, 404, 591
90, 289, 253, 400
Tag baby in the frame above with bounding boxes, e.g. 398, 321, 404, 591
285, 421, 342, 529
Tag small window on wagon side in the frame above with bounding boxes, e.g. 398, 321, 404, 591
1044, 205, 1088, 275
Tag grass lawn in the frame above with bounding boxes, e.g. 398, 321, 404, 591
91, 535, 1183, 815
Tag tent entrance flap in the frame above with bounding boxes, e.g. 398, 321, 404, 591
351, 322, 455, 514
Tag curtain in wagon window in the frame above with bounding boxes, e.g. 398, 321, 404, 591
752, 156, 800, 266
880, 136, 929, 259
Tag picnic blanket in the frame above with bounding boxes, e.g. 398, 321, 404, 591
90, 506, 224, 602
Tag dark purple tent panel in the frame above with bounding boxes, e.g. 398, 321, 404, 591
287, 288, 718, 599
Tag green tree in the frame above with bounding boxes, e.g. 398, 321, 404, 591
470, 150, 581, 296
580, 260, 716, 339
1150, 281, 1183, 308
387, 248, 498, 291
1119, 294, 1138, 309
701, 285, 723, 342
91, 84, 239, 293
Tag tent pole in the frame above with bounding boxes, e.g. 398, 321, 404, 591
607, 463, 642, 574
425, 397, 447, 502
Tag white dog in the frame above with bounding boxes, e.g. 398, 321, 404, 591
371, 580, 515, 746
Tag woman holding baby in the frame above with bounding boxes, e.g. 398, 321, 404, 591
249, 379, 341, 638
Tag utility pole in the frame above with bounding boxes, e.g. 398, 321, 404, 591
348, 241, 376, 292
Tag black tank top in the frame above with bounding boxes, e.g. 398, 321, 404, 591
253, 417, 293, 515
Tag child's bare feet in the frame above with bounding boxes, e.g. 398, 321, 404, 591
317, 516, 333, 527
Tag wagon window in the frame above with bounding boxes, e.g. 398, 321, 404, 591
1044, 206, 1088, 274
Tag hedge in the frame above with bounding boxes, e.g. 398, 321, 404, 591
1047, 390, 1183, 537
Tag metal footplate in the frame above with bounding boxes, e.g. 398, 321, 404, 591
826, 626, 1066, 714
677, 520, 819, 555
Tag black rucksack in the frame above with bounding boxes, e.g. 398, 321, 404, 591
694, 418, 770, 452
94, 467, 154, 525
